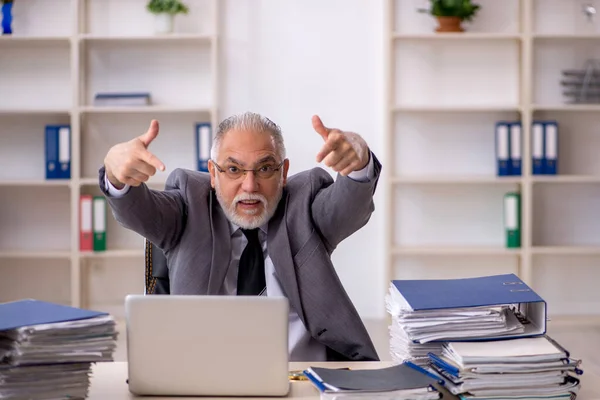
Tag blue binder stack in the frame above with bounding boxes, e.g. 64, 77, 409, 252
0, 299, 118, 399
495, 121, 522, 177
532, 120, 559, 175
385, 274, 582, 400
45, 125, 71, 180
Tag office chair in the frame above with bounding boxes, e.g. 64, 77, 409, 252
144, 238, 170, 294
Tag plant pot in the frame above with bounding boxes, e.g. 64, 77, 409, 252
154, 13, 174, 34
435, 16, 464, 33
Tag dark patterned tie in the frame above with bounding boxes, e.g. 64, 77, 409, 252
237, 228, 266, 295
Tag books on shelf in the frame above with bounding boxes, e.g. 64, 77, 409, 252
93, 92, 151, 107
495, 121, 521, 177
532, 120, 559, 175
196, 122, 212, 172
495, 119, 559, 177
80, 195, 107, 252
45, 124, 71, 180
503, 192, 521, 248
0, 299, 118, 400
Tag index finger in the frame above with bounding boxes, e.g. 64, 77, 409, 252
139, 149, 165, 171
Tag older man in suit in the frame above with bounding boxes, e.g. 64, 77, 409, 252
99, 112, 381, 362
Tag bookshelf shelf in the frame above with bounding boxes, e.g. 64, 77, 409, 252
532, 175, 600, 184
0, 251, 72, 259
392, 176, 523, 185
392, 247, 521, 256
79, 33, 214, 43
393, 33, 522, 40
532, 104, 600, 112
0, 180, 71, 187
79, 106, 212, 114
386, 0, 600, 318
80, 250, 144, 259
393, 105, 522, 112
531, 246, 600, 255
0, 0, 220, 318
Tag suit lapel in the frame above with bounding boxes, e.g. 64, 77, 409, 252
207, 190, 232, 294
268, 191, 305, 325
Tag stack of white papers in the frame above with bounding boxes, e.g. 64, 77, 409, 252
0, 315, 117, 366
428, 336, 582, 400
0, 300, 118, 400
386, 286, 525, 365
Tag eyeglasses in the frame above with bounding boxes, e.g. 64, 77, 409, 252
211, 159, 285, 180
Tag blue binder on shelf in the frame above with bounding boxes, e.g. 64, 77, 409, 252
531, 121, 545, 175
495, 121, 510, 176
390, 273, 547, 342
0, 299, 108, 332
195, 122, 212, 172
509, 121, 522, 176
544, 120, 558, 175
45, 124, 71, 180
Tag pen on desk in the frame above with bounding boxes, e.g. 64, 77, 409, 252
288, 370, 308, 381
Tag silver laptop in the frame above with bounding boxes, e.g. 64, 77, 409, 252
124, 294, 290, 397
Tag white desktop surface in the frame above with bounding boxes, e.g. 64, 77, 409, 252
87, 360, 600, 400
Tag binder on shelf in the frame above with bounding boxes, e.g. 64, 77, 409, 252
388, 273, 547, 342
504, 192, 521, 249
509, 122, 522, 176
196, 122, 212, 172
45, 125, 71, 180
544, 120, 558, 175
495, 122, 510, 176
531, 121, 545, 175
79, 194, 93, 251
93, 196, 106, 252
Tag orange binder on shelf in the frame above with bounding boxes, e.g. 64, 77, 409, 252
79, 194, 93, 251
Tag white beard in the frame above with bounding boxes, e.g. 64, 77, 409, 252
215, 177, 283, 230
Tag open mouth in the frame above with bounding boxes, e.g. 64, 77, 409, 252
237, 200, 262, 209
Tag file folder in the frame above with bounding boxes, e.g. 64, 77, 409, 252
509, 122, 522, 176
495, 122, 510, 176
544, 120, 558, 175
389, 274, 547, 342
531, 122, 545, 175
0, 299, 108, 332
504, 192, 521, 248
45, 125, 71, 180
93, 196, 106, 252
79, 194, 93, 251
196, 123, 212, 172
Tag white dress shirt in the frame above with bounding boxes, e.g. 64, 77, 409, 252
104, 156, 375, 361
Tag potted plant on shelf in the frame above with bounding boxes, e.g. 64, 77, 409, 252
418, 0, 481, 33
146, 0, 189, 34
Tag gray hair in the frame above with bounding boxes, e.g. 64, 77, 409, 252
210, 112, 286, 161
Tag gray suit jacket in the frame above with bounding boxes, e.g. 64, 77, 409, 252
98, 152, 382, 362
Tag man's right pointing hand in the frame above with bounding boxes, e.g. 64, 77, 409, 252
104, 119, 166, 189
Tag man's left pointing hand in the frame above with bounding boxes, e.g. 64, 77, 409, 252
312, 115, 370, 176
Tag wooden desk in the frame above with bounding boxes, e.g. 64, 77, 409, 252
87, 360, 600, 400
87, 361, 392, 400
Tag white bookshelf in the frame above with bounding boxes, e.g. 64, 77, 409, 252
385, 0, 600, 318
0, 0, 219, 318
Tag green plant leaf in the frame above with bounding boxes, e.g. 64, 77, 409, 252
147, 0, 189, 15
419, 0, 480, 21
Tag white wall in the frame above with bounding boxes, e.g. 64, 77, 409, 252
221, 0, 387, 319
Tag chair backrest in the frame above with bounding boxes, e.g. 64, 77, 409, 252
144, 238, 171, 295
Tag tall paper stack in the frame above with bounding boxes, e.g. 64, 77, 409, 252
0, 299, 118, 400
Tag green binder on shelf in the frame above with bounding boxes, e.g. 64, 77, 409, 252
93, 196, 106, 252
503, 192, 521, 248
